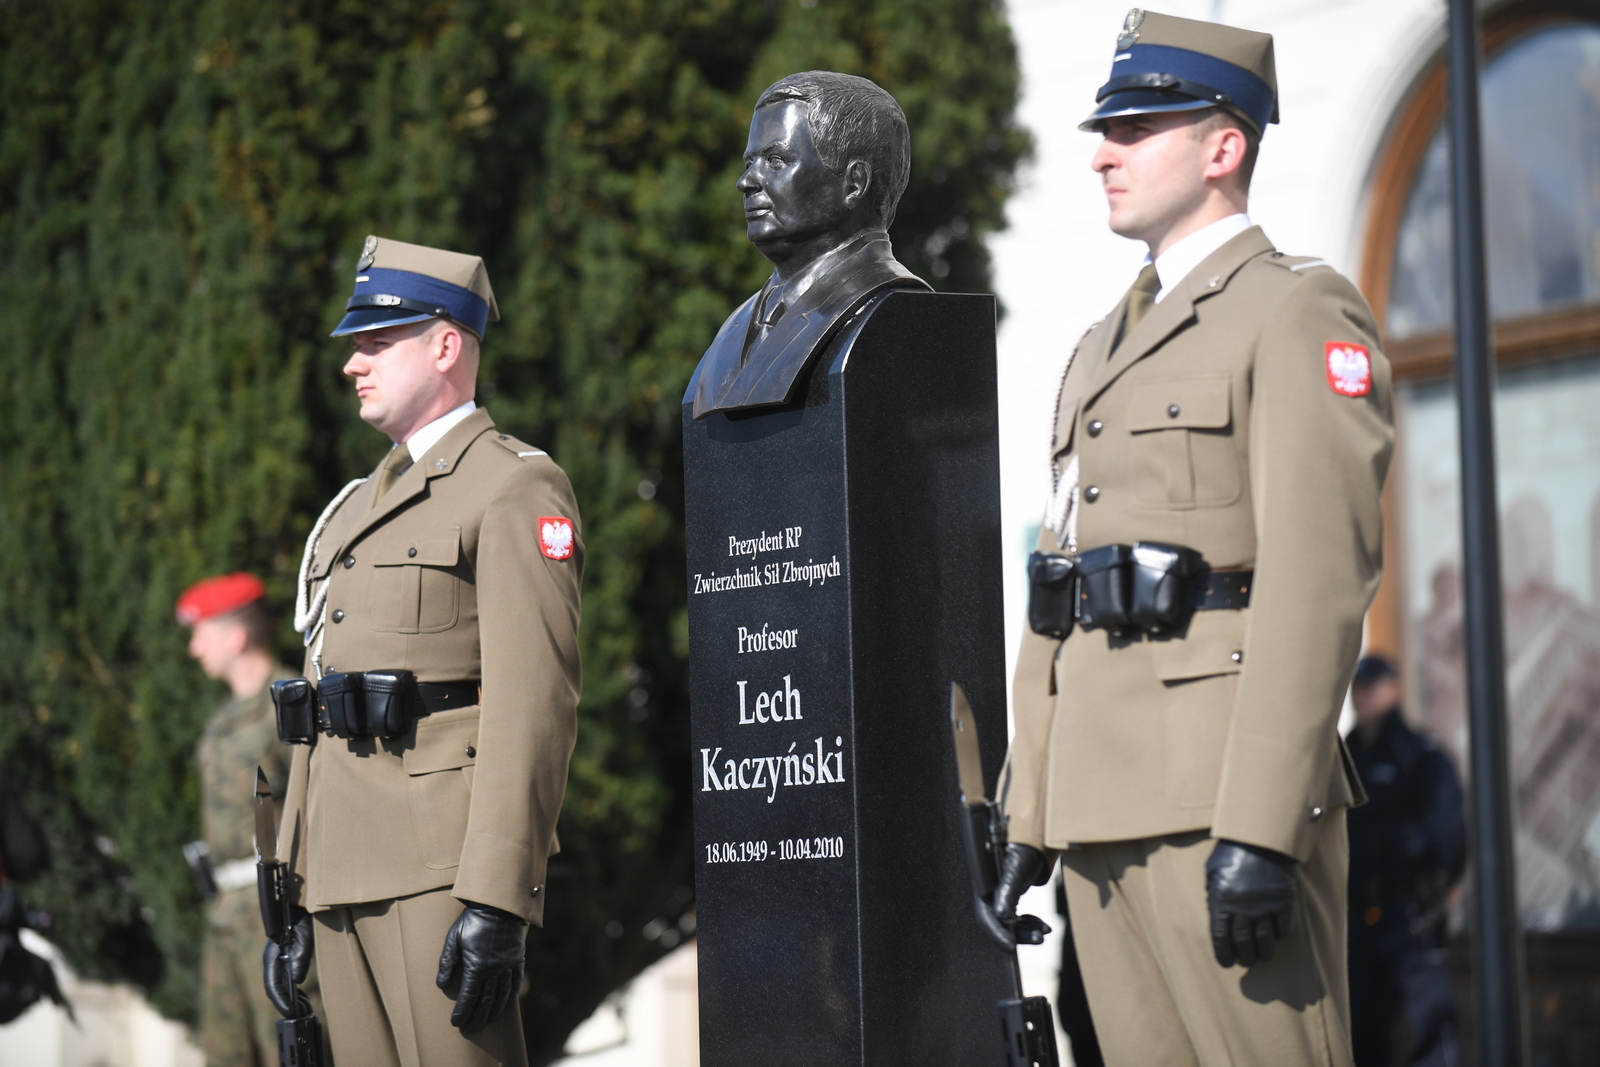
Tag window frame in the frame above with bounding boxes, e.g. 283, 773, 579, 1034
1359, 2, 1600, 656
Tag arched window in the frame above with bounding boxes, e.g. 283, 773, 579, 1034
1389, 24, 1600, 339
1363, 11, 1600, 931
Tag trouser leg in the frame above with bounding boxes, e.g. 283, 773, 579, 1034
1348, 918, 1397, 1067
1054, 879, 1105, 1067
1062, 838, 1201, 1067
1065, 813, 1354, 1067
315, 889, 527, 1067
1397, 942, 1459, 1067
315, 904, 403, 1067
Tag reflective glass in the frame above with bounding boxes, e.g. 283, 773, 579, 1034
1399, 352, 1600, 930
1389, 25, 1600, 338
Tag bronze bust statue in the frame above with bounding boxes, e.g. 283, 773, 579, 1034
689, 71, 930, 419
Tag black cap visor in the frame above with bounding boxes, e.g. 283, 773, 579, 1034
1079, 88, 1221, 132
330, 305, 441, 338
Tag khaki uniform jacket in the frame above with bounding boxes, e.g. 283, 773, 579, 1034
280, 408, 582, 925
1007, 227, 1391, 864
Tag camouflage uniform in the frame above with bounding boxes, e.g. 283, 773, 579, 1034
198, 666, 329, 1067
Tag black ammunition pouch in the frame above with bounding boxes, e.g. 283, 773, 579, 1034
317, 670, 417, 740
1074, 543, 1134, 633
270, 679, 318, 746
1128, 542, 1205, 634
1026, 552, 1078, 640
1028, 542, 1245, 639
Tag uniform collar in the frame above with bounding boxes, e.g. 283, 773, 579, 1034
1084, 224, 1275, 407
405, 400, 477, 462
1150, 213, 1253, 303
340, 408, 497, 549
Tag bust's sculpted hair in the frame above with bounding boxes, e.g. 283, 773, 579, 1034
755, 71, 911, 229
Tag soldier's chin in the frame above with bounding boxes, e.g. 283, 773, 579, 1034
357, 399, 392, 431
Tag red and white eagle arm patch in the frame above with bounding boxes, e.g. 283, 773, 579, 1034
1324, 342, 1372, 397
538, 516, 575, 560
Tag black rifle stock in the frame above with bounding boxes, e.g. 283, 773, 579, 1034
255, 767, 324, 1067
949, 684, 1059, 1067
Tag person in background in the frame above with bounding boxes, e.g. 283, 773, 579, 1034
179, 572, 327, 1067
1346, 655, 1465, 1067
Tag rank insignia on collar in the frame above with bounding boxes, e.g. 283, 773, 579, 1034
1325, 342, 1372, 397
1117, 8, 1145, 50
356, 235, 378, 272
539, 517, 575, 561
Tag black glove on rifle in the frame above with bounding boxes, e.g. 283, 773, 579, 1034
989, 843, 1053, 946
1204, 839, 1299, 968
262, 906, 315, 1017
437, 901, 527, 1032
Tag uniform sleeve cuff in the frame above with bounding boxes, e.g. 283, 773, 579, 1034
452, 832, 549, 924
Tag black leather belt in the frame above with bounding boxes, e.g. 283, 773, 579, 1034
1191, 570, 1252, 611
416, 681, 480, 715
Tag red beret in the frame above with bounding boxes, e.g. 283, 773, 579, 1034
175, 572, 265, 626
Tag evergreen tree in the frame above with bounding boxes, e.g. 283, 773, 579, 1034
0, 0, 1026, 1057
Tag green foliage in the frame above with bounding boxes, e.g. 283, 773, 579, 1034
0, 0, 1026, 1057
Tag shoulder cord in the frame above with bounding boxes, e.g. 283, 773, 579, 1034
1043, 320, 1101, 553
294, 478, 366, 679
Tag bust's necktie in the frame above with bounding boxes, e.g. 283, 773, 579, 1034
373, 446, 413, 502
1122, 262, 1161, 336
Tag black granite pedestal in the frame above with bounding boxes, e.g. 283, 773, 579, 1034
682, 290, 1014, 1066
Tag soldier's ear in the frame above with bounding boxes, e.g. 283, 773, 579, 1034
842, 159, 873, 210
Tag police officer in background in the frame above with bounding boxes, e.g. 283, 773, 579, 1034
178, 572, 328, 1067
266, 237, 583, 1066
994, 10, 1393, 1065
1346, 656, 1465, 1067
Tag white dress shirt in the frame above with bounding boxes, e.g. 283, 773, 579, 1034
404, 400, 477, 461
1150, 213, 1253, 303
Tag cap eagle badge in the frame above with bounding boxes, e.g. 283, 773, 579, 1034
1118, 8, 1145, 50
539, 517, 575, 561
356, 235, 379, 273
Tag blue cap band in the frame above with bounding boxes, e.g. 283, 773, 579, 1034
1097, 43, 1275, 132
332, 267, 490, 338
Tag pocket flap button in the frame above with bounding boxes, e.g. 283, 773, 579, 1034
1168, 404, 1180, 418
1087, 420, 1104, 437
465, 745, 476, 758
408, 547, 418, 558
1084, 486, 1101, 502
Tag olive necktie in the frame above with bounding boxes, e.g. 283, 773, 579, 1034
1122, 262, 1162, 335
373, 446, 413, 501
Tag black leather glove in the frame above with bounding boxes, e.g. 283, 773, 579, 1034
436, 901, 527, 1032
980, 843, 1052, 949
261, 907, 315, 1018
992, 843, 1049, 923
1205, 839, 1299, 968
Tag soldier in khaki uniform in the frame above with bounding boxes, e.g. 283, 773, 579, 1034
264, 238, 583, 1067
991, 12, 1392, 1066
179, 573, 329, 1067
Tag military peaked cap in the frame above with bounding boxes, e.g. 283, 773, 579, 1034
1081, 8, 1278, 135
331, 236, 501, 339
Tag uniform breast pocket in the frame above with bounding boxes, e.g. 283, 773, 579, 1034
1125, 374, 1241, 509
368, 527, 463, 634
403, 707, 479, 870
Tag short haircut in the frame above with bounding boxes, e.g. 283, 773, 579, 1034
1191, 107, 1260, 193
220, 601, 274, 652
755, 71, 912, 228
